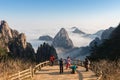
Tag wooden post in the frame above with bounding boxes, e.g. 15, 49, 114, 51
39, 65, 41, 71
30, 67, 33, 78
18, 71, 21, 80
45, 61, 47, 66
33, 68, 36, 75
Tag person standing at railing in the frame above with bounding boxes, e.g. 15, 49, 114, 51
66, 56, 71, 69
59, 58, 64, 74
50, 55, 55, 66
84, 57, 90, 71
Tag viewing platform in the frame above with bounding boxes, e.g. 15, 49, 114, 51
33, 65, 98, 80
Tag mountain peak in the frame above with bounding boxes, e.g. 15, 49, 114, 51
39, 35, 53, 41
0, 20, 13, 42
53, 28, 74, 49
71, 27, 86, 35
71, 26, 78, 29
59, 28, 67, 34
0, 20, 10, 30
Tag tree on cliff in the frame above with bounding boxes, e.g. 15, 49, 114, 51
36, 42, 58, 63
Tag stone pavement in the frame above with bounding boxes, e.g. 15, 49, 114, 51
33, 65, 98, 80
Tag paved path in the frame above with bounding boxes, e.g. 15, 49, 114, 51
33, 65, 98, 80
77, 67, 97, 80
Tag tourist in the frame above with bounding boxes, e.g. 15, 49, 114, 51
84, 57, 90, 71
59, 58, 64, 74
69, 64, 78, 74
66, 56, 71, 69
50, 55, 55, 66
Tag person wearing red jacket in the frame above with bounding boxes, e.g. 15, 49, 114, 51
50, 55, 55, 66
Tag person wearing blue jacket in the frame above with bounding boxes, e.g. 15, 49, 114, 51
69, 64, 78, 74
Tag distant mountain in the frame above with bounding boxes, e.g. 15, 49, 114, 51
70, 27, 104, 39
93, 30, 104, 39
89, 37, 102, 48
39, 35, 53, 41
59, 26, 115, 60
71, 27, 86, 35
101, 27, 115, 40
52, 27, 103, 60
89, 24, 120, 60
83, 30, 104, 39
52, 28, 74, 49
89, 27, 115, 49
58, 47, 90, 61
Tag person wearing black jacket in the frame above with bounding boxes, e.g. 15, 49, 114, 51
84, 58, 90, 71
59, 58, 64, 74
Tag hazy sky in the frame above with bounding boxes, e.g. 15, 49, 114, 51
0, 0, 120, 35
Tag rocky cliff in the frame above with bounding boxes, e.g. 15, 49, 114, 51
0, 20, 35, 60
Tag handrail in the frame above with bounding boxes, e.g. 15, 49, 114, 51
33, 61, 50, 74
53, 59, 84, 66
8, 67, 33, 80
8, 61, 50, 80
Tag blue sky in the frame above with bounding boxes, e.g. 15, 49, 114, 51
0, 0, 120, 34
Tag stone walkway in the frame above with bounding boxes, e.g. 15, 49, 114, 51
33, 65, 98, 80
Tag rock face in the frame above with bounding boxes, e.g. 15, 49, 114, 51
0, 20, 13, 43
0, 20, 19, 43
0, 20, 35, 60
39, 35, 53, 41
18, 33, 27, 49
53, 28, 74, 49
